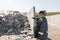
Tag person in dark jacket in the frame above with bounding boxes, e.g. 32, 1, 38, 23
33, 11, 48, 40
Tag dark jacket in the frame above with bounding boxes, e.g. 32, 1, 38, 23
34, 17, 48, 40
34, 17, 48, 32
38, 17, 48, 33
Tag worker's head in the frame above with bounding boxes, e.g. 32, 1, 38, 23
38, 11, 46, 18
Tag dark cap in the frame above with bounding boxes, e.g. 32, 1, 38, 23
39, 10, 46, 14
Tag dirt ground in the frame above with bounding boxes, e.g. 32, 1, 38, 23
0, 25, 60, 40
48, 25, 60, 40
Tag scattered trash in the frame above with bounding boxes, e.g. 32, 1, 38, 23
0, 13, 34, 40
0, 13, 30, 35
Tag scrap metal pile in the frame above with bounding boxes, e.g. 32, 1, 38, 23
0, 13, 30, 35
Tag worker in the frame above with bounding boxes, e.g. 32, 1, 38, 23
33, 11, 48, 40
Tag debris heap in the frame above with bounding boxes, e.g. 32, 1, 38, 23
0, 13, 30, 35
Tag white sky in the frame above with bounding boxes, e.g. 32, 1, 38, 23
0, 0, 60, 12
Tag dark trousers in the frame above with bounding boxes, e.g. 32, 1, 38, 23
38, 32, 48, 40
34, 31, 39, 39
34, 30, 48, 40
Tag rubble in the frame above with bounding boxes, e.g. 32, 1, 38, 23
0, 13, 30, 35
0, 12, 35, 40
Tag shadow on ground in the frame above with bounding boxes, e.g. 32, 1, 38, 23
47, 38, 51, 40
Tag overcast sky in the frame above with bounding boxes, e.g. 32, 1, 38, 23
0, 0, 60, 12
